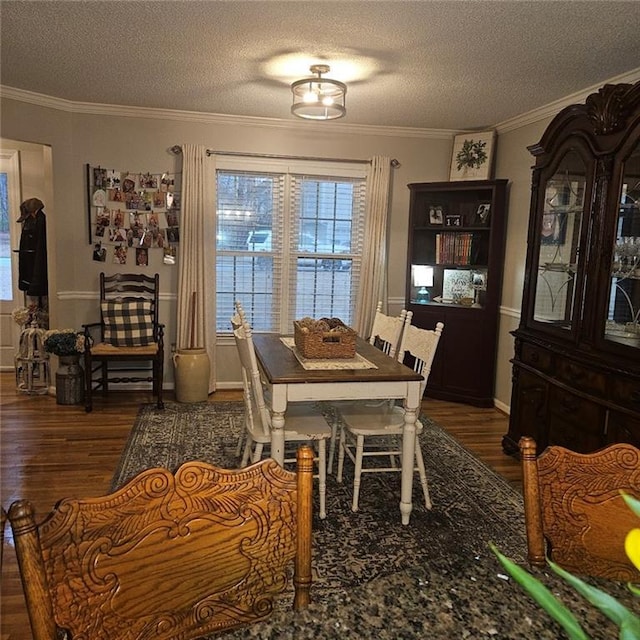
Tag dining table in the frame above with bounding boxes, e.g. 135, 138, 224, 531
252, 334, 424, 525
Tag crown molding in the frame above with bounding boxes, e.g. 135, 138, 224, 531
4, 67, 640, 140
0, 85, 453, 140
495, 67, 640, 134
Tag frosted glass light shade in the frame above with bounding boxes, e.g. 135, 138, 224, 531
291, 64, 346, 121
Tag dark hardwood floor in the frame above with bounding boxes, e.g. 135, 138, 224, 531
0, 372, 519, 639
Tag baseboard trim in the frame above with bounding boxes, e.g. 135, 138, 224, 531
493, 398, 510, 416
215, 381, 243, 390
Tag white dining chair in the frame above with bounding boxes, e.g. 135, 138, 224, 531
369, 302, 410, 358
327, 302, 412, 474
336, 320, 444, 513
232, 311, 332, 519
230, 309, 249, 458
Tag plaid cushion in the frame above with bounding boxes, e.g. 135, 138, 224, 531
101, 300, 155, 347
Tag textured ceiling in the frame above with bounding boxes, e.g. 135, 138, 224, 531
2, 0, 640, 131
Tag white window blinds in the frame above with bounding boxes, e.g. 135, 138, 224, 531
215, 159, 366, 333
287, 174, 365, 325
216, 171, 284, 331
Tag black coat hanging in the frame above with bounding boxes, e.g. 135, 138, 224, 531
17, 199, 48, 297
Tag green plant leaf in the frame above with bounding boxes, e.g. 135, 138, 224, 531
622, 493, 640, 519
489, 544, 589, 640
548, 560, 640, 640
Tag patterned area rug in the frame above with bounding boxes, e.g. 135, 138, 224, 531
112, 401, 527, 599
111, 402, 632, 639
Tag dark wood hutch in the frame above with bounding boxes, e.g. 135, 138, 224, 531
504, 81, 640, 455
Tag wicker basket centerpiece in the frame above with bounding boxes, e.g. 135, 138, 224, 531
293, 317, 357, 359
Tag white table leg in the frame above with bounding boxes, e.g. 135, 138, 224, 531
270, 409, 286, 467
270, 386, 287, 467
400, 381, 420, 525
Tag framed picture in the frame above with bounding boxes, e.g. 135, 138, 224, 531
449, 130, 496, 181
541, 211, 568, 245
442, 269, 475, 303
428, 205, 444, 225
475, 203, 491, 225
445, 214, 462, 227
471, 269, 487, 288
86, 163, 180, 248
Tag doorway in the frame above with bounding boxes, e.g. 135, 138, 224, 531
0, 149, 23, 368
0, 141, 54, 371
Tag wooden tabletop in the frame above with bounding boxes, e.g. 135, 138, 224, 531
252, 334, 423, 385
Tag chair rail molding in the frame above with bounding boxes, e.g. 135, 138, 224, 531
57, 290, 176, 301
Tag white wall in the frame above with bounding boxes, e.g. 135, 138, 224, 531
491, 119, 552, 410
0, 94, 456, 389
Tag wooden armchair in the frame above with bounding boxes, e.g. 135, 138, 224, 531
520, 436, 640, 581
8, 446, 314, 640
83, 272, 164, 412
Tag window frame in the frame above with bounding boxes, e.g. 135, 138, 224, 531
215, 156, 367, 334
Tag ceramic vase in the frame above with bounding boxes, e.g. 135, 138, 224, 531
173, 348, 210, 403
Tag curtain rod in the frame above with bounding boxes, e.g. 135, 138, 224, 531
169, 145, 400, 167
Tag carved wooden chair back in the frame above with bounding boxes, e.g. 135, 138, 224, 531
83, 272, 164, 412
520, 436, 640, 581
8, 448, 314, 640
368, 301, 409, 359
397, 321, 444, 395
1, 507, 5, 569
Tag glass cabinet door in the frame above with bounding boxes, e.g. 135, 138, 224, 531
532, 150, 587, 328
605, 140, 640, 348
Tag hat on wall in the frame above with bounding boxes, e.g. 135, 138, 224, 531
17, 197, 44, 222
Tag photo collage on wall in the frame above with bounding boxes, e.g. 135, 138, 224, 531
87, 165, 180, 267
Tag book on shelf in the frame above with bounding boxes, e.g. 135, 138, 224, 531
435, 232, 478, 265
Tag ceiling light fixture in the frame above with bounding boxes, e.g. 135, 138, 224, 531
291, 64, 346, 121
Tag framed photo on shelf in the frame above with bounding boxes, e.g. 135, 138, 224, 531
449, 130, 496, 181
475, 203, 491, 225
428, 205, 444, 225
445, 214, 462, 227
471, 269, 487, 288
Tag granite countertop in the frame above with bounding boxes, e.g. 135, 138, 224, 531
220, 547, 637, 640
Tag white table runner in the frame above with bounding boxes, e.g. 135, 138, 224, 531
280, 337, 378, 370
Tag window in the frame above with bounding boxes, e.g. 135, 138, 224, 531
215, 158, 366, 333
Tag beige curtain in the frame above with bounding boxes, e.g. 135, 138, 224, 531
354, 156, 392, 336
176, 144, 217, 393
